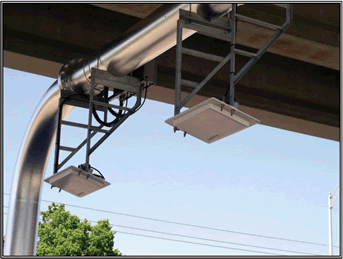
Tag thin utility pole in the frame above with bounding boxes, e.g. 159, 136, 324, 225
328, 182, 339, 255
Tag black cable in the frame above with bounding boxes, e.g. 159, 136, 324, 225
58, 85, 148, 174
4, 193, 335, 249
124, 81, 150, 113
124, 93, 129, 114
132, 83, 148, 114
93, 84, 148, 126
92, 104, 121, 127
90, 166, 105, 180
103, 86, 124, 118
108, 91, 120, 100
68, 91, 122, 127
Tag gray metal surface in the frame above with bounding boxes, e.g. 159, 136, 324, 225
58, 126, 104, 171
229, 4, 237, 105
173, 3, 292, 130
59, 146, 76, 152
4, 81, 74, 255
179, 9, 231, 31
181, 51, 232, 108
175, 15, 233, 111
165, 97, 260, 143
234, 48, 258, 58
44, 165, 111, 197
235, 14, 282, 30
182, 47, 225, 62
67, 4, 235, 95
61, 120, 109, 133
5, 4, 235, 255
196, 3, 237, 21
85, 76, 96, 170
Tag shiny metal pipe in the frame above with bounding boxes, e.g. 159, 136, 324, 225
5, 4, 235, 255
4, 81, 74, 255
69, 4, 235, 94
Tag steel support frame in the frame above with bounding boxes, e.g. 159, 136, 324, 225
174, 4, 293, 118
174, 17, 232, 126
53, 68, 142, 175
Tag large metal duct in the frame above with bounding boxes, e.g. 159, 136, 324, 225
4, 4, 235, 255
63, 4, 234, 95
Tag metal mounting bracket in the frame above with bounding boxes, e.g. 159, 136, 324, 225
173, 4, 293, 123
53, 68, 144, 176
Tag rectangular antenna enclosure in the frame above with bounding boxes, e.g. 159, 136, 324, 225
44, 165, 110, 197
165, 98, 260, 143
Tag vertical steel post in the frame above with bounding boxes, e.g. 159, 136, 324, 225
286, 4, 293, 24
229, 4, 237, 105
85, 75, 95, 171
174, 19, 183, 118
328, 192, 333, 255
104, 105, 108, 123
53, 98, 64, 174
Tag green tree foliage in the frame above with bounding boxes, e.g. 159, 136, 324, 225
36, 203, 122, 256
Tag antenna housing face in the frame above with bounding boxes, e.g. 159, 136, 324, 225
166, 98, 260, 143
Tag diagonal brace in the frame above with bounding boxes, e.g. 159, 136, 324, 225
57, 127, 104, 170
180, 52, 232, 108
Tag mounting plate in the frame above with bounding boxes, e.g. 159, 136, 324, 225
165, 98, 260, 143
44, 165, 110, 197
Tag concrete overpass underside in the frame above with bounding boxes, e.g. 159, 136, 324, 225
3, 3, 340, 141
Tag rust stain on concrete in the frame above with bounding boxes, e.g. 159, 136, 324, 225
274, 39, 293, 48
244, 33, 269, 45
309, 49, 335, 61
92, 4, 161, 18
92, 4, 339, 70
236, 21, 339, 70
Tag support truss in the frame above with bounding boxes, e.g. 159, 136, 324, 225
174, 4, 293, 122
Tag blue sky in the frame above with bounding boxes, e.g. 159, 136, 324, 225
3, 67, 340, 255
